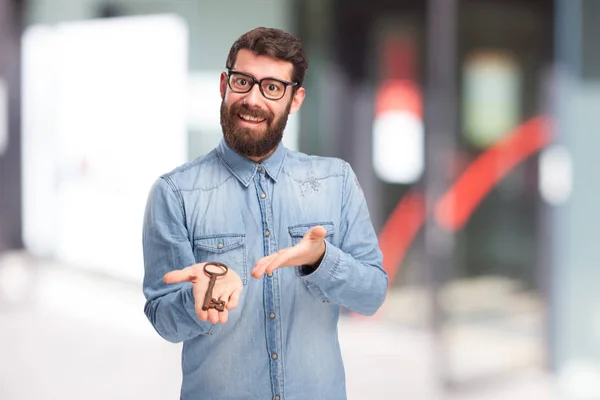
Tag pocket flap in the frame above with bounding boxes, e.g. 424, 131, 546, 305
194, 234, 245, 253
288, 222, 335, 238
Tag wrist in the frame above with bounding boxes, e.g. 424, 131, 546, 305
300, 242, 326, 275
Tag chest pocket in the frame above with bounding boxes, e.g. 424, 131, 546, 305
288, 222, 335, 246
193, 234, 248, 285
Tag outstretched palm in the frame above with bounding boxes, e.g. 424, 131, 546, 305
251, 225, 327, 278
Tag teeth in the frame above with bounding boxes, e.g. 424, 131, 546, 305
240, 114, 265, 122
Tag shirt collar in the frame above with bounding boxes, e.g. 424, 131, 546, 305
216, 138, 287, 187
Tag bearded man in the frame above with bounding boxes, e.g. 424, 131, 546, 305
142, 27, 388, 400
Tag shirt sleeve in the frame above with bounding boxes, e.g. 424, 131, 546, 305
299, 162, 388, 316
142, 176, 214, 342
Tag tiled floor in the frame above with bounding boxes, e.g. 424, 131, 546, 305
0, 252, 556, 399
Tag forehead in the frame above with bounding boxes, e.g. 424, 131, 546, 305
232, 49, 294, 81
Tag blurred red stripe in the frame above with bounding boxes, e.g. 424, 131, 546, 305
378, 190, 426, 288
374, 115, 551, 294
435, 116, 552, 231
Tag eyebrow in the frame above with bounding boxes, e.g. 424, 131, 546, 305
230, 69, 293, 84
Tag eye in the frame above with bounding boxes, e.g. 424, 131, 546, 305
263, 81, 283, 95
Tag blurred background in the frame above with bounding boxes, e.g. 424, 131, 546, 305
0, 0, 599, 399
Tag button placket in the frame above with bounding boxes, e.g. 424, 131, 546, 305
257, 170, 282, 396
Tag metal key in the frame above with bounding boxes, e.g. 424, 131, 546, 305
202, 262, 228, 312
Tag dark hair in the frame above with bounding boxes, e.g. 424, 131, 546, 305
225, 27, 309, 87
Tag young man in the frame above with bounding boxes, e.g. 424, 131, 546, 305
142, 27, 388, 400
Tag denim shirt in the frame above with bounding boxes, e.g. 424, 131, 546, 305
142, 139, 388, 400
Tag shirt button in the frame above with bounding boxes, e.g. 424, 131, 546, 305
267, 272, 273, 277
271, 353, 278, 360
260, 193, 266, 199
257, 166, 262, 172
274, 396, 280, 400
217, 243, 223, 249
269, 312, 276, 319
265, 231, 270, 237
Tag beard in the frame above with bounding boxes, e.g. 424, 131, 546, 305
220, 99, 291, 158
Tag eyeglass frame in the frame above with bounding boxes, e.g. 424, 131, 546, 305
225, 68, 299, 100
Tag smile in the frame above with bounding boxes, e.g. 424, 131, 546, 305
238, 114, 266, 123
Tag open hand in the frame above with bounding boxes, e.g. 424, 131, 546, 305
163, 263, 243, 324
251, 225, 327, 278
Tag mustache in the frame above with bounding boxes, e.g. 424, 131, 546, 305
231, 103, 272, 121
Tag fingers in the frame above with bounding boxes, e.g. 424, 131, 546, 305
251, 265, 265, 279
195, 303, 209, 322
252, 261, 273, 278
218, 309, 229, 324
264, 252, 288, 274
197, 300, 228, 324
252, 250, 290, 278
218, 294, 230, 324
252, 253, 277, 278
208, 293, 230, 324
207, 308, 223, 324
196, 302, 228, 324
164, 266, 197, 284
199, 287, 239, 324
251, 262, 268, 279
226, 288, 242, 310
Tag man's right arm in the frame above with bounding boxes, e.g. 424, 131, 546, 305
142, 176, 213, 343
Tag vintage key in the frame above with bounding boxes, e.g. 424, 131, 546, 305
202, 262, 228, 312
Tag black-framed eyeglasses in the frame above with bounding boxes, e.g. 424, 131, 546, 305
226, 69, 298, 101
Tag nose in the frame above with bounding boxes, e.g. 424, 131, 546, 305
243, 83, 264, 107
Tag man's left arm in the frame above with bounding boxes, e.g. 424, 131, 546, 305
298, 162, 388, 316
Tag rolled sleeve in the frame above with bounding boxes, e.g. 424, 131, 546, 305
297, 162, 388, 315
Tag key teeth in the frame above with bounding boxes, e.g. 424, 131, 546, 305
202, 298, 226, 312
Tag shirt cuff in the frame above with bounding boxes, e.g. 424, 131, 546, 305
299, 241, 341, 284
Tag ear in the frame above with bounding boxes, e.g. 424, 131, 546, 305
220, 72, 228, 100
289, 87, 305, 115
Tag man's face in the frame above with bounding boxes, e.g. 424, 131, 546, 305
219, 49, 305, 159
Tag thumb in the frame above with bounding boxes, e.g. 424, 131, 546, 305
163, 267, 197, 284
306, 226, 327, 241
